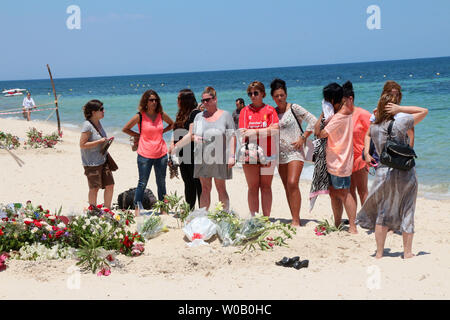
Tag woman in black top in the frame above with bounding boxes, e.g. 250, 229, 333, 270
169, 89, 202, 209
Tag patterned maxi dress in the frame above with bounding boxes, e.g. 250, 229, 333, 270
356, 114, 417, 233
309, 117, 329, 211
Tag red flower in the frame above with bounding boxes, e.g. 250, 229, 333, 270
123, 236, 133, 248
45, 210, 50, 214
45, 214, 50, 218
96, 204, 103, 209
0, 229, 3, 236
55, 230, 64, 238
106, 254, 114, 262
268, 242, 274, 248
2, 218, 8, 222
88, 205, 94, 210
48, 234, 52, 239
125, 220, 129, 226
33, 220, 42, 228
52, 226, 58, 231
103, 208, 110, 213
24, 220, 32, 225
192, 233, 203, 240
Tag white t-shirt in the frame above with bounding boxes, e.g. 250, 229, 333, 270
22, 97, 35, 109
322, 99, 335, 123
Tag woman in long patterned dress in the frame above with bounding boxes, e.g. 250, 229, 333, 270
271, 78, 317, 226
356, 93, 428, 259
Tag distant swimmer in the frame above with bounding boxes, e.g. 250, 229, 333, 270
22, 92, 36, 121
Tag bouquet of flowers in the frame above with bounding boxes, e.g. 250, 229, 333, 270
0, 131, 20, 150
25, 127, 61, 148
314, 218, 344, 236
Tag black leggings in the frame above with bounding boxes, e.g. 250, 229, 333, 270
179, 162, 202, 210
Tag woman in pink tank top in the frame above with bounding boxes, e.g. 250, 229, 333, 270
123, 90, 174, 216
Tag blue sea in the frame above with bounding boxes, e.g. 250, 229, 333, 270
1, 57, 449, 199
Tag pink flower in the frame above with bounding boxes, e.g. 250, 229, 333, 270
97, 268, 111, 276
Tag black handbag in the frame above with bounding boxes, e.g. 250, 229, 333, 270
380, 120, 417, 170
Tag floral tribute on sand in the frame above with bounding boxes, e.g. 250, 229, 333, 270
24, 127, 62, 148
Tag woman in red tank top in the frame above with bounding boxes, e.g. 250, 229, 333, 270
123, 90, 174, 216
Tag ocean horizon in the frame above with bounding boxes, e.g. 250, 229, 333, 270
1, 56, 449, 199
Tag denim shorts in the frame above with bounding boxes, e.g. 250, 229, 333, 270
328, 174, 351, 190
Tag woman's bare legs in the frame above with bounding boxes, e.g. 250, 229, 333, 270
214, 178, 230, 211
260, 172, 274, 217
375, 225, 389, 258
199, 177, 212, 210
278, 161, 303, 226
103, 184, 114, 209
243, 164, 261, 214
402, 232, 415, 259
88, 188, 99, 207
350, 167, 369, 207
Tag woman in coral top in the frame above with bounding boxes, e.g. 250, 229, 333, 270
123, 90, 174, 216
239, 81, 279, 217
342, 81, 371, 207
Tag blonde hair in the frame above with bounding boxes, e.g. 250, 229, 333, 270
202, 86, 216, 98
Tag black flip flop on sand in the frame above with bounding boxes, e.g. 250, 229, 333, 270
275, 256, 300, 267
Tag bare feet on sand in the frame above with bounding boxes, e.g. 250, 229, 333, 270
403, 253, 415, 259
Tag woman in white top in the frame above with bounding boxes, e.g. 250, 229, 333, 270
22, 92, 36, 121
271, 78, 317, 226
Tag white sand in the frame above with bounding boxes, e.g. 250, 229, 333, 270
0, 118, 449, 299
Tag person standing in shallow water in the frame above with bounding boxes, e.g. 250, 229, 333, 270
122, 90, 174, 216
271, 78, 317, 226
356, 92, 428, 259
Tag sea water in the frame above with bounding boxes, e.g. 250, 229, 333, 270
1, 56, 449, 199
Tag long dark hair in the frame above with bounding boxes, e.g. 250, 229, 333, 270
138, 90, 163, 114
174, 89, 198, 129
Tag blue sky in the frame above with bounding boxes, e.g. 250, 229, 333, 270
0, 0, 449, 81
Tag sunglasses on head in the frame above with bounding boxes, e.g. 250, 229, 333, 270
247, 91, 260, 97
201, 97, 213, 103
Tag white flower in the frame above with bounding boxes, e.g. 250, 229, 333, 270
45, 225, 52, 232
24, 218, 33, 223
31, 227, 39, 233
85, 220, 91, 226
57, 222, 65, 229
41, 221, 48, 226
48, 216, 56, 220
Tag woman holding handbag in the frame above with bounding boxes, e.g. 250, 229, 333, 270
356, 93, 428, 259
80, 99, 115, 209
122, 90, 174, 216
271, 78, 317, 226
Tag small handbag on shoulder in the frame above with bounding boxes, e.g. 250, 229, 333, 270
379, 120, 417, 170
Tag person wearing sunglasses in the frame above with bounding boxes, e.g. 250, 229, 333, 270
80, 100, 115, 209
122, 90, 174, 216
271, 78, 317, 226
239, 81, 279, 217
172, 86, 236, 210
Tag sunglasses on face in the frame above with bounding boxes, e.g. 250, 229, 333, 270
201, 97, 213, 103
98, 107, 104, 111
247, 91, 260, 97
148, 98, 158, 103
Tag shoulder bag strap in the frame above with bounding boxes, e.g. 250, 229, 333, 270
137, 112, 142, 133
387, 120, 394, 138
290, 103, 304, 134
88, 120, 106, 138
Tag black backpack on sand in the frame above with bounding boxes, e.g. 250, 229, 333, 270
117, 188, 157, 210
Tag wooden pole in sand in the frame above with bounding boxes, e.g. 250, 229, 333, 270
46, 64, 61, 135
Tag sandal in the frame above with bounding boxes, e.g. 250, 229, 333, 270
275, 256, 300, 267
293, 259, 309, 270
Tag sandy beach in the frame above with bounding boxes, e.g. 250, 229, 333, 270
0, 117, 449, 300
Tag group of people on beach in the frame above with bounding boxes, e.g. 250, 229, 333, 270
79, 78, 428, 259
